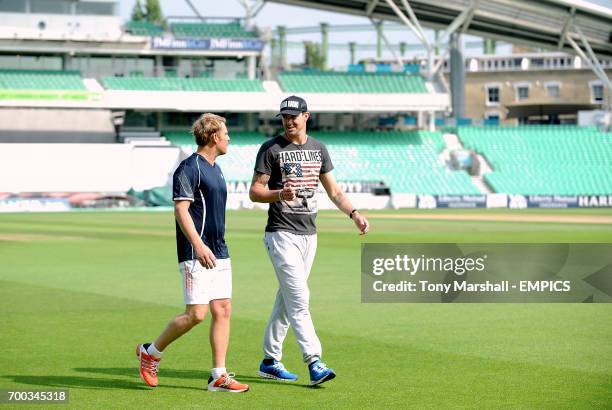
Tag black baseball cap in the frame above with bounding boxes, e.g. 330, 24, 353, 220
277, 95, 308, 117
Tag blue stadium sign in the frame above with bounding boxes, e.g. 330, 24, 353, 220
526, 195, 579, 208
418, 195, 486, 209
152, 37, 264, 51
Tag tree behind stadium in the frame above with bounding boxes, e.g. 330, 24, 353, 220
131, 0, 166, 27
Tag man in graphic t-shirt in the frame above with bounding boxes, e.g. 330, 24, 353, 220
249, 96, 370, 386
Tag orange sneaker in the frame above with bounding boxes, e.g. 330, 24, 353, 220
207, 373, 249, 393
136, 343, 160, 387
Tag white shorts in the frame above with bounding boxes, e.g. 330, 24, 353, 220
179, 258, 232, 305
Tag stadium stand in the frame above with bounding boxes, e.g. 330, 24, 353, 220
458, 126, 612, 195
0, 70, 86, 90
125, 20, 164, 36
102, 77, 264, 92
170, 22, 257, 38
278, 71, 428, 93
166, 130, 478, 194
312, 131, 478, 194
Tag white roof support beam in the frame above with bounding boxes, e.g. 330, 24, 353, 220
575, 27, 611, 91
383, 0, 433, 79
236, 0, 265, 28
365, 0, 380, 16
557, 7, 575, 50
183, 0, 204, 20
566, 28, 612, 109
399, 0, 430, 50
368, 17, 405, 66
252, 1, 266, 18
435, 68, 450, 94
431, 47, 450, 75
383, 0, 427, 46
430, 0, 479, 78
438, 0, 479, 44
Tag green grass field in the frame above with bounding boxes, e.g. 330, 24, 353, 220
1, 209, 611, 408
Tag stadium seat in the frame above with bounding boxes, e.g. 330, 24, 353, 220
458, 125, 612, 195
125, 20, 164, 36
102, 76, 264, 92
278, 71, 427, 93
170, 22, 256, 38
0, 69, 86, 90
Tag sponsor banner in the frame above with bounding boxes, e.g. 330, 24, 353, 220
152, 37, 264, 51
226, 180, 382, 194
578, 195, 612, 208
0, 198, 70, 213
362, 243, 612, 303
509, 195, 612, 208
417, 194, 486, 209
527, 195, 579, 208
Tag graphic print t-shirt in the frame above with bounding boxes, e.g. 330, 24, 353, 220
254, 135, 334, 234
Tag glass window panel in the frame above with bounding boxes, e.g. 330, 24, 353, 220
546, 84, 560, 99
31, 0, 71, 14
592, 84, 604, 102
488, 87, 499, 103
0, 0, 26, 12
76, 2, 115, 16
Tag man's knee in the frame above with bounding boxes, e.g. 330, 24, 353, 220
210, 299, 232, 320
185, 305, 207, 325
284, 286, 310, 309
283, 291, 310, 314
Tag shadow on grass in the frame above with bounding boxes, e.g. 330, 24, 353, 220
75, 367, 207, 380
3, 375, 150, 391
74, 368, 319, 390
228, 374, 316, 390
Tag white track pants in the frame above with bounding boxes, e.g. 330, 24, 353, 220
262, 231, 322, 363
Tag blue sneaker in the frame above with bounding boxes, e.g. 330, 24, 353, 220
308, 360, 336, 386
258, 360, 298, 381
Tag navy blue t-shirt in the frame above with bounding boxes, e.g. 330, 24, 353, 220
172, 153, 229, 263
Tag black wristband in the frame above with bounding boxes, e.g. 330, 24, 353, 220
349, 209, 358, 219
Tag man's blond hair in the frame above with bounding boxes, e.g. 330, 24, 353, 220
192, 113, 226, 147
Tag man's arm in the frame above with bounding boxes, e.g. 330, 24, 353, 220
319, 171, 369, 235
249, 171, 295, 203
174, 200, 217, 268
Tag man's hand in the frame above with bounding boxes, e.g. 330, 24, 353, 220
280, 182, 296, 201
352, 211, 369, 235
195, 243, 216, 269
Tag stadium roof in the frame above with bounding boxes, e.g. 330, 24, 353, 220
264, 0, 612, 58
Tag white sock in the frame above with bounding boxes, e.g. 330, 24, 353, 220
211, 367, 226, 379
147, 343, 163, 359
307, 356, 319, 365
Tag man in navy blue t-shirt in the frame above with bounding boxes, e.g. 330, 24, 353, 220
136, 113, 248, 393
